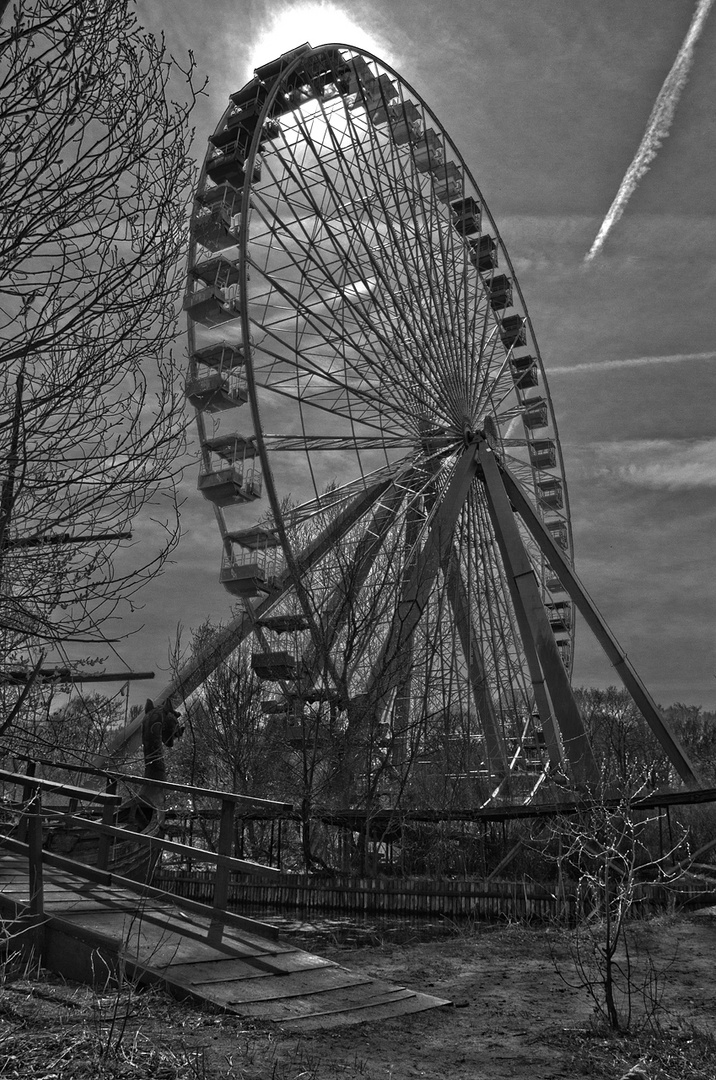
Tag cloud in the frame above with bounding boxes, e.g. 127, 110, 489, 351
585, 0, 715, 262
247, 2, 398, 72
587, 437, 716, 490
548, 351, 716, 375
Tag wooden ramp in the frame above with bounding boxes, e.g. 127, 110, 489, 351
0, 854, 449, 1030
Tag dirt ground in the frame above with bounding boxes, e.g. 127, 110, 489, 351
2, 911, 716, 1079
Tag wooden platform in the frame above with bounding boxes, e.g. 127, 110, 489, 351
0, 855, 449, 1030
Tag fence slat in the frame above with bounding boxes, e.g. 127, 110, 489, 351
153, 869, 715, 922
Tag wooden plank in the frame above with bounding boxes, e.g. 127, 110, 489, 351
0, 882, 30, 895
42, 898, 138, 914
162, 959, 283, 984
55, 901, 293, 969
50, 885, 282, 954
0, 864, 25, 878
235, 985, 415, 1020
286, 991, 451, 1031
125, 935, 297, 972
49, 913, 234, 968
161, 951, 335, 985
2, 836, 281, 940
186, 966, 371, 1004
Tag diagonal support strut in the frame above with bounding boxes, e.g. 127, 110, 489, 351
497, 458, 701, 790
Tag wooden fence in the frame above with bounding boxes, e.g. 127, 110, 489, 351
152, 869, 716, 923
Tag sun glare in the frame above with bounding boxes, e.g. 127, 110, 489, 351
248, 2, 395, 73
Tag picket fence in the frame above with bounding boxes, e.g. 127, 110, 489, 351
152, 869, 716, 922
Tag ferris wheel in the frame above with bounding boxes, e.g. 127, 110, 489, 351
179, 43, 698, 807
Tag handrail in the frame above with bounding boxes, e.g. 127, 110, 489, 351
13, 753, 115, 780
0, 767, 121, 959
10, 755, 293, 813
107, 770, 294, 812
0, 762, 285, 952
0, 832, 279, 941
41, 805, 282, 878
0, 768, 121, 807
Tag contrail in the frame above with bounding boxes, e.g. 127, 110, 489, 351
585, 0, 715, 262
547, 351, 716, 375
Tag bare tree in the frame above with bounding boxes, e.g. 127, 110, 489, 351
546, 794, 686, 1032
0, 0, 202, 658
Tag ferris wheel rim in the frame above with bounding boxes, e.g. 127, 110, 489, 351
185, 42, 578, 804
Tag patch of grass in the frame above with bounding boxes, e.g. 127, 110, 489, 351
0, 974, 208, 1079
550, 1023, 716, 1080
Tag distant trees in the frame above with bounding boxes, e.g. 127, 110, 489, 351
172, 621, 282, 799
0, 0, 201, 666
0, 686, 124, 781
575, 687, 716, 789
664, 702, 716, 785
575, 687, 662, 788
169, 620, 289, 860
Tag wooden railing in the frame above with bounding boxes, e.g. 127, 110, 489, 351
0, 767, 121, 956
0, 761, 293, 950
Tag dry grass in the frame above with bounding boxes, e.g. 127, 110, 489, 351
2, 917, 716, 1079
550, 1025, 716, 1080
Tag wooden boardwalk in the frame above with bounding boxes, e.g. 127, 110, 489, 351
0, 854, 449, 1030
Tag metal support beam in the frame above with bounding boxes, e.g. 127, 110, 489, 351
390, 495, 423, 768
444, 552, 510, 777
497, 460, 701, 790
420, 446, 507, 778
364, 445, 481, 721
301, 483, 408, 685
100, 479, 396, 767
479, 442, 599, 789
469, 523, 565, 773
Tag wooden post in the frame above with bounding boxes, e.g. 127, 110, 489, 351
16, 759, 36, 844
209, 797, 234, 943
96, 777, 117, 871
26, 787, 45, 962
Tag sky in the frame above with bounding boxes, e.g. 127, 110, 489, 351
105, 0, 715, 713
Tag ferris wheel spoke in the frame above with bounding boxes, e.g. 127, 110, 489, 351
251, 203, 453, 425
247, 227, 436, 428
312, 90, 479, 421
358, 444, 479, 719
304, 484, 413, 693
337, 119, 460, 376
247, 321, 416, 431
260, 433, 426, 453
443, 542, 508, 778
256, 125, 428, 368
